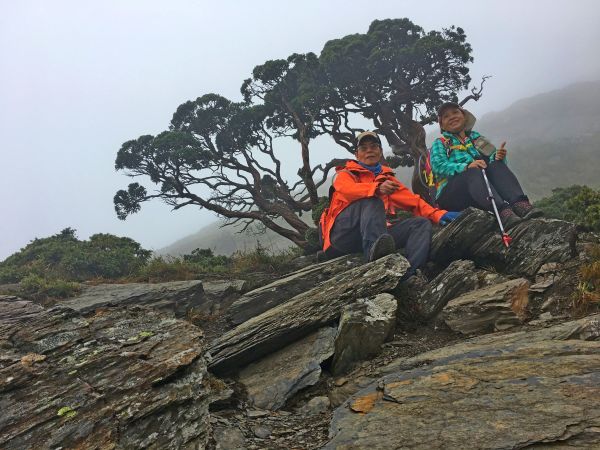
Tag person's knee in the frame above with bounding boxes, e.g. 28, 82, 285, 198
409, 216, 430, 228
356, 196, 384, 206
415, 217, 432, 235
465, 166, 483, 179
354, 196, 385, 213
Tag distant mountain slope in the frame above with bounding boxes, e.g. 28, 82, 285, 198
158, 219, 302, 257
474, 81, 600, 199
476, 81, 600, 144
160, 81, 600, 256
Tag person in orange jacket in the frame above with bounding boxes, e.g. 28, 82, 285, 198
319, 131, 460, 277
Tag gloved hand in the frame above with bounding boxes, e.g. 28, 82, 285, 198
439, 211, 461, 226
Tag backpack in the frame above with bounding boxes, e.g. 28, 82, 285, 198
418, 137, 452, 202
419, 135, 497, 191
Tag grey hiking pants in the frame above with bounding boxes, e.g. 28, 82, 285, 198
324, 197, 432, 275
437, 159, 527, 212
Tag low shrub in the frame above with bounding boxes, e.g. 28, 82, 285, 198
571, 244, 600, 315
536, 185, 600, 231
19, 274, 81, 302
230, 242, 302, 274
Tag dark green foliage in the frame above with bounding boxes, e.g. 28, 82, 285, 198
182, 248, 230, 267
311, 196, 330, 225
318, 18, 473, 152
0, 228, 152, 283
132, 255, 229, 283
229, 242, 303, 274
19, 274, 81, 301
303, 228, 321, 255
535, 185, 600, 231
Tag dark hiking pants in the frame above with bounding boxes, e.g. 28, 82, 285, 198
324, 197, 432, 275
436, 160, 527, 212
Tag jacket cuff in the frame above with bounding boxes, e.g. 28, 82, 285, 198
432, 209, 448, 224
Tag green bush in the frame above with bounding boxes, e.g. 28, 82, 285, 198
230, 242, 302, 274
0, 228, 152, 283
133, 253, 229, 283
535, 185, 600, 231
182, 248, 230, 268
19, 274, 80, 301
571, 244, 600, 315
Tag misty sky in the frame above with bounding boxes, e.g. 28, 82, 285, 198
1, 0, 600, 260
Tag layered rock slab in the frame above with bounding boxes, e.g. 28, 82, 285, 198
228, 255, 362, 325
0, 301, 210, 449
442, 278, 530, 334
413, 259, 479, 320
325, 314, 600, 449
239, 326, 337, 410
61, 279, 205, 317
430, 208, 577, 277
209, 254, 410, 373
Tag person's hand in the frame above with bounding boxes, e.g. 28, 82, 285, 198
495, 141, 507, 160
439, 211, 461, 226
467, 159, 487, 170
377, 179, 400, 195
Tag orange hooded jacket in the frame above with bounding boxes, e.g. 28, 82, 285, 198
319, 160, 447, 251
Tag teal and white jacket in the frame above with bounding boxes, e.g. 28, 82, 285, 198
430, 130, 505, 199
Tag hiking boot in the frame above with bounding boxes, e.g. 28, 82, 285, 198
499, 207, 522, 230
368, 234, 396, 262
512, 200, 544, 219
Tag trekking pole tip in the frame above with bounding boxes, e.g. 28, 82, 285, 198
502, 234, 512, 248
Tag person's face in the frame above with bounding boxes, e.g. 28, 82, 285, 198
355, 138, 383, 165
440, 107, 466, 133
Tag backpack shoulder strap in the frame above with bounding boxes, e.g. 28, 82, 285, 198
439, 136, 453, 157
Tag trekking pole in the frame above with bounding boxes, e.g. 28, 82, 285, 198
481, 168, 512, 248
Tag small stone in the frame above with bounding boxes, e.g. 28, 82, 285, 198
529, 279, 554, 293
252, 426, 271, 439
334, 377, 348, 387
246, 409, 270, 418
541, 296, 557, 312
298, 396, 330, 415
213, 427, 246, 450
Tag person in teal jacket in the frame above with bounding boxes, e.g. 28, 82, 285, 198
430, 102, 542, 228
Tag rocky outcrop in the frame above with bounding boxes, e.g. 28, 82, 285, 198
331, 294, 397, 375
326, 314, 600, 449
228, 255, 362, 326
61, 280, 205, 317
208, 254, 410, 373
414, 260, 479, 320
442, 278, 530, 334
238, 326, 337, 410
430, 208, 577, 277
1, 212, 594, 449
0, 300, 210, 449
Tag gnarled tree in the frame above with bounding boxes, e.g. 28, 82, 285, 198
114, 18, 483, 249
114, 93, 338, 250
318, 18, 483, 201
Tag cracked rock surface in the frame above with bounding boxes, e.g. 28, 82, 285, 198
325, 315, 600, 449
0, 300, 210, 449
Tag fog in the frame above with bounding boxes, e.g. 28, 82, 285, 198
1, 0, 599, 259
